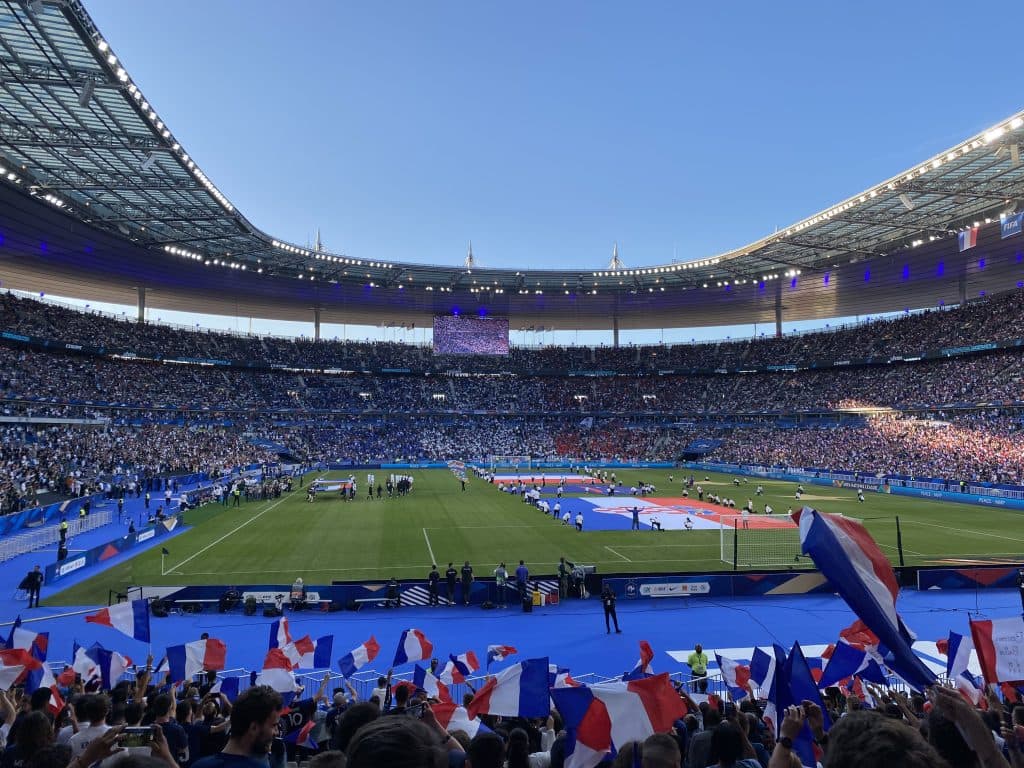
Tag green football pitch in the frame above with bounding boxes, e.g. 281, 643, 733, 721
47, 468, 1024, 606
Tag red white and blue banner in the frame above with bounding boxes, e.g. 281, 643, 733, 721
84, 599, 151, 643
958, 226, 979, 251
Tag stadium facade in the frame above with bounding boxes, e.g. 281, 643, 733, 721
0, 1, 1023, 338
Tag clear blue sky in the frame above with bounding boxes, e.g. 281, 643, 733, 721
62, 1, 1024, 344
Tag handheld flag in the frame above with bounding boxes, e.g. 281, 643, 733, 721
393, 629, 433, 667
413, 664, 451, 702
256, 647, 298, 693
715, 653, 752, 700
549, 664, 581, 689
84, 599, 151, 643
486, 644, 517, 667
467, 657, 550, 718
0, 648, 41, 690
551, 673, 686, 768
283, 635, 334, 670
818, 642, 887, 688
623, 640, 655, 681
432, 702, 489, 738
7, 618, 49, 662
794, 507, 935, 691
166, 638, 227, 682
269, 617, 292, 649
946, 631, 983, 704
210, 676, 240, 702
749, 645, 786, 735
970, 615, 1024, 686
338, 636, 380, 678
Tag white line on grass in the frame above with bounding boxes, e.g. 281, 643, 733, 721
422, 528, 437, 565
901, 519, 1024, 544
604, 546, 633, 562
165, 482, 314, 575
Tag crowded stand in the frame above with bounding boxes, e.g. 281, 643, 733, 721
4, 287, 1024, 374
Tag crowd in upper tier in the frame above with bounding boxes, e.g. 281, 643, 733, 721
3, 287, 1024, 373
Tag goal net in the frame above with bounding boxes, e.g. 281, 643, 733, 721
488, 455, 533, 471
718, 513, 861, 569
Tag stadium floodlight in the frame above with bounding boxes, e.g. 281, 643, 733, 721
77, 79, 95, 107
898, 193, 915, 211
140, 151, 159, 171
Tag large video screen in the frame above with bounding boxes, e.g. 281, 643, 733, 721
433, 315, 510, 355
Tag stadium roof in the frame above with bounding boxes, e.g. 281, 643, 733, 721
1, 0, 1024, 330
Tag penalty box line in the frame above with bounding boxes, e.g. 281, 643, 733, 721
165, 475, 324, 575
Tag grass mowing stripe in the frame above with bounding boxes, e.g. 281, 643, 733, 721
165, 485, 311, 574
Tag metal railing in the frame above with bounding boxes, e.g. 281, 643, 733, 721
0, 510, 112, 563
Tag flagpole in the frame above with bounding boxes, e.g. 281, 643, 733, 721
161, 551, 166, 576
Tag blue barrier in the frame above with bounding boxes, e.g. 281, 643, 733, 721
888, 485, 1024, 510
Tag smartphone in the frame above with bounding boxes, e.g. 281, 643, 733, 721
121, 727, 154, 749
406, 703, 426, 718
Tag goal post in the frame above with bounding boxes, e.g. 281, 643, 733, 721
488, 455, 533, 472
719, 513, 861, 569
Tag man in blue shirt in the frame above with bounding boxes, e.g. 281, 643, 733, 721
515, 560, 529, 602
192, 686, 283, 768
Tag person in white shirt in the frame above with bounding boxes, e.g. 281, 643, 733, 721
575, 512, 584, 531
68, 694, 111, 758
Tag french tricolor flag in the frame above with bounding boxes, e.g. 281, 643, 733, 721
467, 657, 550, 719
338, 636, 380, 678
7, 617, 48, 662
0, 648, 41, 690
486, 644, 517, 667
970, 615, 1024, 686
623, 640, 655, 681
550, 673, 686, 768
413, 664, 451, 702
166, 638, 227, 683
432, 703, 489, 738
750, 645, 785, 734
958, 227, 979, 251
393, 629, 433, 667
269, 617, 292, 649
715, 653, 752, 700
945, 630, 983, 704
75, 643, 131, 689
795, 506, 935, 691
549, 664, 581, 689
283, 635, 333, 670
256, 647, 299, 693
818, 641, 887, 689
24, 648, 65, 715
85, 599, 151, 643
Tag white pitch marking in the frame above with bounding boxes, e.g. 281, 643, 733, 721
422, 528, 437, 565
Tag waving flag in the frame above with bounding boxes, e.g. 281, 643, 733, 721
7, 618, 49, 662
338, 636, 380, 678
623, 640, 656, 681
715, 653, 752, 700
285, 720, 317, 751
794, 507, 935, 691
779, 643, 829, 768
413, 664, 451, 702
24, 647, 65, 715
85, 599, 151, 643
818, 642, 887, 688
209, 676, 240, 702
970, 615, 1024, 686
432, 702, 489, 738
0, 648, 41, 690
838, 619, 879, 649
549, 664, 581, 689
946, 631, 982, 704
393, 629, 433, 667
486, 644, 517, 667
749, 645, 785, 734
166, 638, 227, 682
256, 647, 298, 693
269, 617, 292, 649
551, 673, 685, 768
467, 657, 550, 718
283, 635, 333, 670
449, 651, 480, 678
